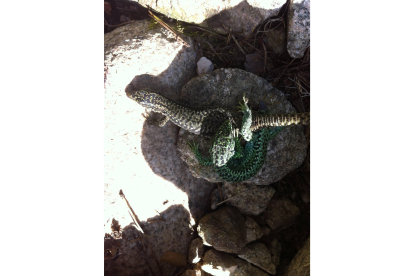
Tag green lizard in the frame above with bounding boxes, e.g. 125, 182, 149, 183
189, 95, 284, 182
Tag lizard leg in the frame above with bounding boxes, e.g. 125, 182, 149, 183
141, 110, 170, 127
188, 141, 213, 166
238, 94, 253, 141
232, 136, 245, 159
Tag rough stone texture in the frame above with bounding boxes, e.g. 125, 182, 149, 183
202, 249, 238, 275
266, 238, 282, 267
245, 217, 263, 243
233, 257, 271, 276
287, 0, 310, 58
263, 198, 300, 231
261, 226, 271, 236
104, 225, 162, 276
238, 242, 276, 275
183, 263, 212, 276
135, 0, 286, 37
210, 188, 222, 210
104, 20, 216, 275
197, 57, 214, 75
188, 238, 205, 264
197, 206, 247, 254
285, 237, 310, 276
244, 53, 274, 75
177, 68, 307, 185
266, 26, 287, 55
202, 249, 270, 276
222, 183, 275, 215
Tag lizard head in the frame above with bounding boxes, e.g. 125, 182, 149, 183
126, 90, 159, 109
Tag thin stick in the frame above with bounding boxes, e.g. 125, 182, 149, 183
231, 34, 246, 55
119, 190, 162, 273
190, 26, 226, 38
205, 41, 226, 63
148, 9, 189, 47
244, 41, 263, 55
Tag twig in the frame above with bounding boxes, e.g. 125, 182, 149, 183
273, 58, 296, 83
244, 41, 263, 55
190, 26, 226, 39
231, 34, 246, 55
119, 190, 162, 273
206, 41, 225, 63
216, 187, 257, 206
147, 9, 189, 47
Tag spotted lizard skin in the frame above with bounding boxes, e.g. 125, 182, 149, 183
127, 90, 309, 135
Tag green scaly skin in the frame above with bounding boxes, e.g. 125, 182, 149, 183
189, 96, 282, 182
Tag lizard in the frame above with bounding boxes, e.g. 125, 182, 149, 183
127, 89, 310, 167
188, 95, 285, 182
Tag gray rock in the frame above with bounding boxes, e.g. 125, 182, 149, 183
197, 57, 214, 75
265, 238, 282, 268
177, 68, 307, 185
221, 183, 275, 215
261, 226, 271, 237
287, 0, 310, 58
136, 0, 286, 37
285, 237, 310, 276
183, 263, 213, 276
266, 26, 287, 55
263, 198, 300, 231
197, 206, 247, 254
188, 238, 205, 264
244, 53, 274, 75
202, 249, 270, 276
104, 225, 161, 276
245, 217, 263, 243
202, 249, 238, 275
233, 257, 271, 276
104, 20, 215, 275
238, 242, 276, 275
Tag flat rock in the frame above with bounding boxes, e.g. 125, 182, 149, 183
287, 0, 310, 58
177, 68, 307, 185
245, 217, 264, 243
202, 249, 270, 276
238, 242, 276, 275
104, 225, 161, 276
221, 183, 275, 215
263, 198, 300, 231
104, 19, 215, 275
197, 206, 247, 254
233, 257, 271, 276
